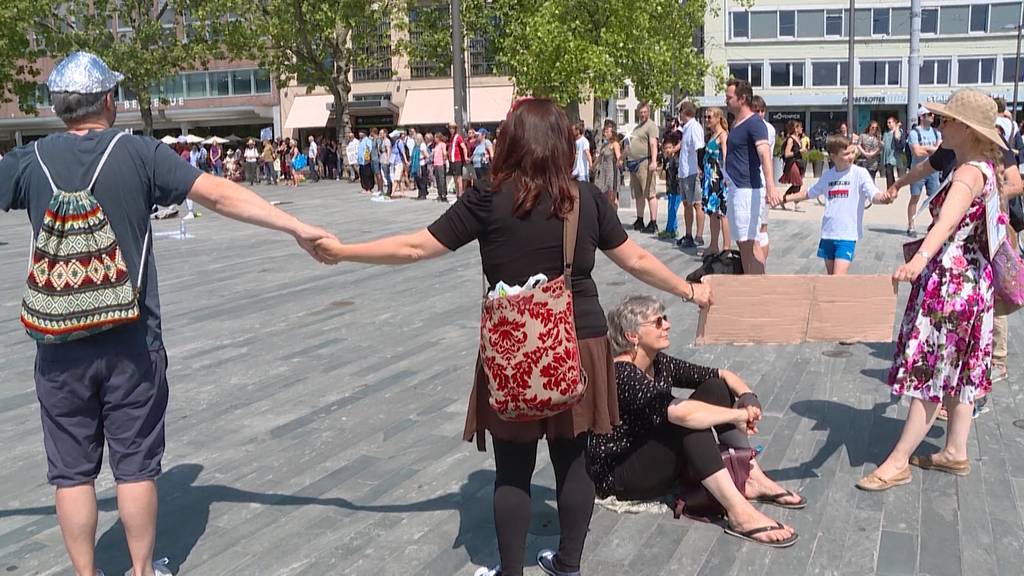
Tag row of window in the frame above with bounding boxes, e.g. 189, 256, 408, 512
730, 3, 1020, 41
728, 56, 1023, 89
33, 68, 273, 106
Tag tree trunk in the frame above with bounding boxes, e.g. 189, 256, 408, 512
138, 90, 154, 137
329, 82, 348, 142
564, 101, 581, 124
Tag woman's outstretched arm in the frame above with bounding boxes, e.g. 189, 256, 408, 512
315, 229, 449, 265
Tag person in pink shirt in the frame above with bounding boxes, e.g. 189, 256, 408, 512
433, 132, 449, 203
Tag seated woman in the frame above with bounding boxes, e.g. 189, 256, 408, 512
588, 295, 804, 548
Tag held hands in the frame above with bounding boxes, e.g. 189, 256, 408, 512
313, 237, 346, 264
293, 223, 338, 264
735, 405, 762, 436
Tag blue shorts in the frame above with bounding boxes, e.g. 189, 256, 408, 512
910, 171, 940, 197
35, 326, 168, 486
817, 238, 857, 262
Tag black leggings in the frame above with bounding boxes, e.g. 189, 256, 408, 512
492, 435, 593, 576
611, 377, 750, 501
885, 165, 897, 190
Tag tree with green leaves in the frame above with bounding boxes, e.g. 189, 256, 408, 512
223, 0, 399, 141
0, 0, 46, 114
28, 0, 227, 136
429, 0, 722, 119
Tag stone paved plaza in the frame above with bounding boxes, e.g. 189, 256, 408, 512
1, 179, 1023, 576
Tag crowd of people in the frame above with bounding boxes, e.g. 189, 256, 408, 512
1, 51, 1023, 576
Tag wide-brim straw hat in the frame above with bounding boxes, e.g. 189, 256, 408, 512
925, 89, 1008, 150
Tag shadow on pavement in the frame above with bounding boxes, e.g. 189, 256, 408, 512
766, 398, 943, 481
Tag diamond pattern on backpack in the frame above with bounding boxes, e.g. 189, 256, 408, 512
20, 132, 148, 343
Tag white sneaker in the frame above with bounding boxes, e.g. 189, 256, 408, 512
182, 213, 195, 221
473, 565, 501, 576
123, 557, 172, 576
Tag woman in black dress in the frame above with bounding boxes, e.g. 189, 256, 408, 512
313, 99, 712, 576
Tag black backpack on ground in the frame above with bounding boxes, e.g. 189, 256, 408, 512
686, 250, 744, 283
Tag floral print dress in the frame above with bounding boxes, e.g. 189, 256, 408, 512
702, 136, 727, 216
888, 161, 995, 404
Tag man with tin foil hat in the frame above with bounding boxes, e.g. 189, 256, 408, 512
0, 52, 335, 576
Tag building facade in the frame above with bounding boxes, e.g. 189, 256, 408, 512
704, 0, 1023, 143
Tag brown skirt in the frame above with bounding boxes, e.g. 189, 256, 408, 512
463, 336, 619, 451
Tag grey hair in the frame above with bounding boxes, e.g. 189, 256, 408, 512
52, 89, 113, 123
606, 295, 665, 356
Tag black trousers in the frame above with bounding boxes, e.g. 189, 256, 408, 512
885, 165, 897, 190
414, 169, 429, 198
492, 435, 593, 576
434, 165, 448, 199
611, 377, 749, 501
358, 163, 374, 191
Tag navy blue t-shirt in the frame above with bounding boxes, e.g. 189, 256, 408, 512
726, 115, 769, 189
0, 129, 202, 352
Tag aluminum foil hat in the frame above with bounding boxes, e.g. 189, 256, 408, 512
47, 51, 124, 94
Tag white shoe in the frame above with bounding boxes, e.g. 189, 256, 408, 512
182, 213, 195, 220
473, 565, 501, 576
123, 558, 172, 576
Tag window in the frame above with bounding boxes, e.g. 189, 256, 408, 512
469, 28, 499, 76
210, 72, 230, 96
33, 84, 50, 107
825, 9, 843, 37
872, 8, 890, 36
616, 108, 627, 125
618, 84, 629, 99
797, 10, 825, 38
732, 11, 749, 39
970, 5, 989, 33
353, 18, 393, 81
921, 59, 951, 85
778, 10, 795, 37
161, 76, 183, 99
958, 57, 996, 84
921, 8, 938, 34
770, 62, 804, 88
860, 60, 901, 86
811, 61, 849, 86
729, 62, 763, 88
1005, 56, 1024, 83
184, 73, 207, 98
254, 69, 272, 93
231, 70, 252, 95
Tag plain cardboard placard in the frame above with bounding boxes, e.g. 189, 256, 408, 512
696, 274, 897, 345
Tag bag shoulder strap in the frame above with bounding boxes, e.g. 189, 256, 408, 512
33, 131, 126, 194
562, 184, 581, 290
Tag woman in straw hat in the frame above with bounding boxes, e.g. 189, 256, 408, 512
858, 89, 1006, 491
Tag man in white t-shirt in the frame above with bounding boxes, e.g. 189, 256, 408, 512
572, 121, 592, 182
676, 100, 705, 248
752, 96, 775, 256
786, 134, 891, 275
307, 135, 319, 182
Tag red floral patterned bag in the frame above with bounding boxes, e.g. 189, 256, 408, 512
478, 187, 587, 421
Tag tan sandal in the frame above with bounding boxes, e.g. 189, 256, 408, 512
910, 454, 971, 476
856, 467, 912, 491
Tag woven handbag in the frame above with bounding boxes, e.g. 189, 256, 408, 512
993, 236, 1024, 311
478, 185, 588, 422
21, 132, 149, 343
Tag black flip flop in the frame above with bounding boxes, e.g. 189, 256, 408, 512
749, 490, 807, 510
724, 522, 799, 548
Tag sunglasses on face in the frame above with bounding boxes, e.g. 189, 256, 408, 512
640, 315, 670, 329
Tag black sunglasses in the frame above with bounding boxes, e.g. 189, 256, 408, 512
640, 315, 670, 329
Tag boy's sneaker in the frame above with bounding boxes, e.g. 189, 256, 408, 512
642, 221, 659, 234
677, 235, 696, 248
124, 558, 172, 576
695, 236, 705, 246
473, 565, 501, 576
537, 550, 581, 576
632, 218, 644, 231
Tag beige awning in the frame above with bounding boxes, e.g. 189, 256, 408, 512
284, 95, 333, 129
398, 85, 515, 126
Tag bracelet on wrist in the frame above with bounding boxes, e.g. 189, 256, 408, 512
915, 249, 931, 261
682, 283, 694, 302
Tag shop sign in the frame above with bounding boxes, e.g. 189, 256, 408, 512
841, 94, 902, 105
768, 111, 803, 122
924, 91, 1011, 104
116, 97, 185, 110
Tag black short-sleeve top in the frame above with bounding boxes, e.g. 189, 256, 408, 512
428, 181, 628, 339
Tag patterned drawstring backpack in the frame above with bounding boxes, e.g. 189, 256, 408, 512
21, 132, 149, 343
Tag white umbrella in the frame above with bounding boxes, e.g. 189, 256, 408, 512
183, 134, 204, 144
160, 135, 178, 145
203, 136, 230, 144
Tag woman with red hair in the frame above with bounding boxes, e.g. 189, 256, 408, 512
314, 99, 710, 576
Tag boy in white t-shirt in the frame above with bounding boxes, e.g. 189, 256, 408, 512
787, 134, 892, 275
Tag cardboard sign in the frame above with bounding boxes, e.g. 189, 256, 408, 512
696, 274, 898, 345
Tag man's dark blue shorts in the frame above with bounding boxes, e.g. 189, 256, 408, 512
34, 327, 168, 487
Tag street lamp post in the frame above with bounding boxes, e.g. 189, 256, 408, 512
1008, 4, 1024, 120
846, 0, 855, 131
451, 0, 468, 130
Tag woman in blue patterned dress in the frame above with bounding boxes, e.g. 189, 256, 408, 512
702, 107, 730, 256
858, 89, 1004, 491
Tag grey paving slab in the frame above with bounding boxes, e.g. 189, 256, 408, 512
0, 179, 1022, 576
